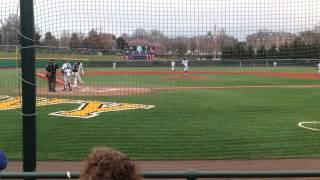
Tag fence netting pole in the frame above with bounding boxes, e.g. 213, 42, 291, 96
20, 0, 37, 179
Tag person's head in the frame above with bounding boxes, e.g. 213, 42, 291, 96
0, 150, 7, 171
80, 147, 141, 180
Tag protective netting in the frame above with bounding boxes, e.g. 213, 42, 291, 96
1, 0, 320, 172
0, 0, 22, 166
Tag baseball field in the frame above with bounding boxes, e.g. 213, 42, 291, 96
1, 65, 320, 161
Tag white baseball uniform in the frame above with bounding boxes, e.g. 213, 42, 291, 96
61, 62, 72, 90
171, 61, 175, 71
72, 62, 84, 88
181, 59, 189, 73
317, 63, 320, 74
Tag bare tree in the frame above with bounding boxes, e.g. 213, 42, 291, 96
83, 29, 101, 49
128, 39, 151, 46
99, 33, 117, 50
131, 28, 147, 39
59, 30, 70, 48
43, 32, 58, 47
172, 37, 188, 55
0, 14, 20, 45
69, 33, 81, 49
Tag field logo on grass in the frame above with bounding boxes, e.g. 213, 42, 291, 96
298, 121, 320, 132
51, 101, 154, 118
0, 95, 154, 119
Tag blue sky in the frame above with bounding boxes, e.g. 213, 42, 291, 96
1, 0, 320, 40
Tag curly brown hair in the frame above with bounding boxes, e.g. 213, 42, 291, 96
80, 147, 142, 180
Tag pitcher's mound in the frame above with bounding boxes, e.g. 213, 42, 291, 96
37, 85, 153, 97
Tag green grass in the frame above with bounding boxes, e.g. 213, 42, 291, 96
0, 66, 320, 160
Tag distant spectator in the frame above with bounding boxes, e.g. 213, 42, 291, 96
0, 150, 7, 171
80, 147, 141, 180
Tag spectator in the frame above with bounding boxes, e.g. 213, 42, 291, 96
0, 150, 7, 171
80, 147, 141, 180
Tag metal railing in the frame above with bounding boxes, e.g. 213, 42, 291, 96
1, 170, 320, 179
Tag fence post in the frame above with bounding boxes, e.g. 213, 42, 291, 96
20, 0, 36, 179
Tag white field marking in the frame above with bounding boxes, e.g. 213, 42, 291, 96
80, 87, 120, 92
0, 95, 10, 100
298, 121, 320, 131
153, 85, 320, 90
80, 87, 90, 92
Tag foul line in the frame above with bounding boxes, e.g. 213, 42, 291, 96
153, 85, 320, 90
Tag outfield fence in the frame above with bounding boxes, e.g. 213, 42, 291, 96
1, 59, 320, 68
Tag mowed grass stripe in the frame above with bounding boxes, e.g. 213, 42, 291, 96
0, 67, 320, 160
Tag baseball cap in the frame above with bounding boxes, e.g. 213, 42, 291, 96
0, 150, 8, 171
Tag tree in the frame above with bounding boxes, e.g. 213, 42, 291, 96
0, 14, 20, 45
268, 45, 278, 59
150, 41, 166, 55
131, 28, 147, 39
59, 30, 70, 48
234, 42, 246, 59
116, 37, 128, 50
221, 45, 233, 59
279, 42, 289, 59
172, 37, 188, 55
69, 33, 81, 49
256, 46, 267, 59
34, 31, 41, 45
247, 46, 255, 59
291, 37, 305, 59
43, 32, 58, 47
149, 29, 167, 41
99, 33, 117, 50
83, 29, 101, 49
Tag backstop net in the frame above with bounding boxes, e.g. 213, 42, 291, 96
1, 0, 320, 172
0, 0, 22, 171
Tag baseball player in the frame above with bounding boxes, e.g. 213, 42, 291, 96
317, 62, 320, 74
45, 59, 59, 92
61, 60, 73, 91
181, 58, 189, 74
171, 60, 175, 71
72, 61, 85, 88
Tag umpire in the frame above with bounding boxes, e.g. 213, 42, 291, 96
45, 59, 59, 92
